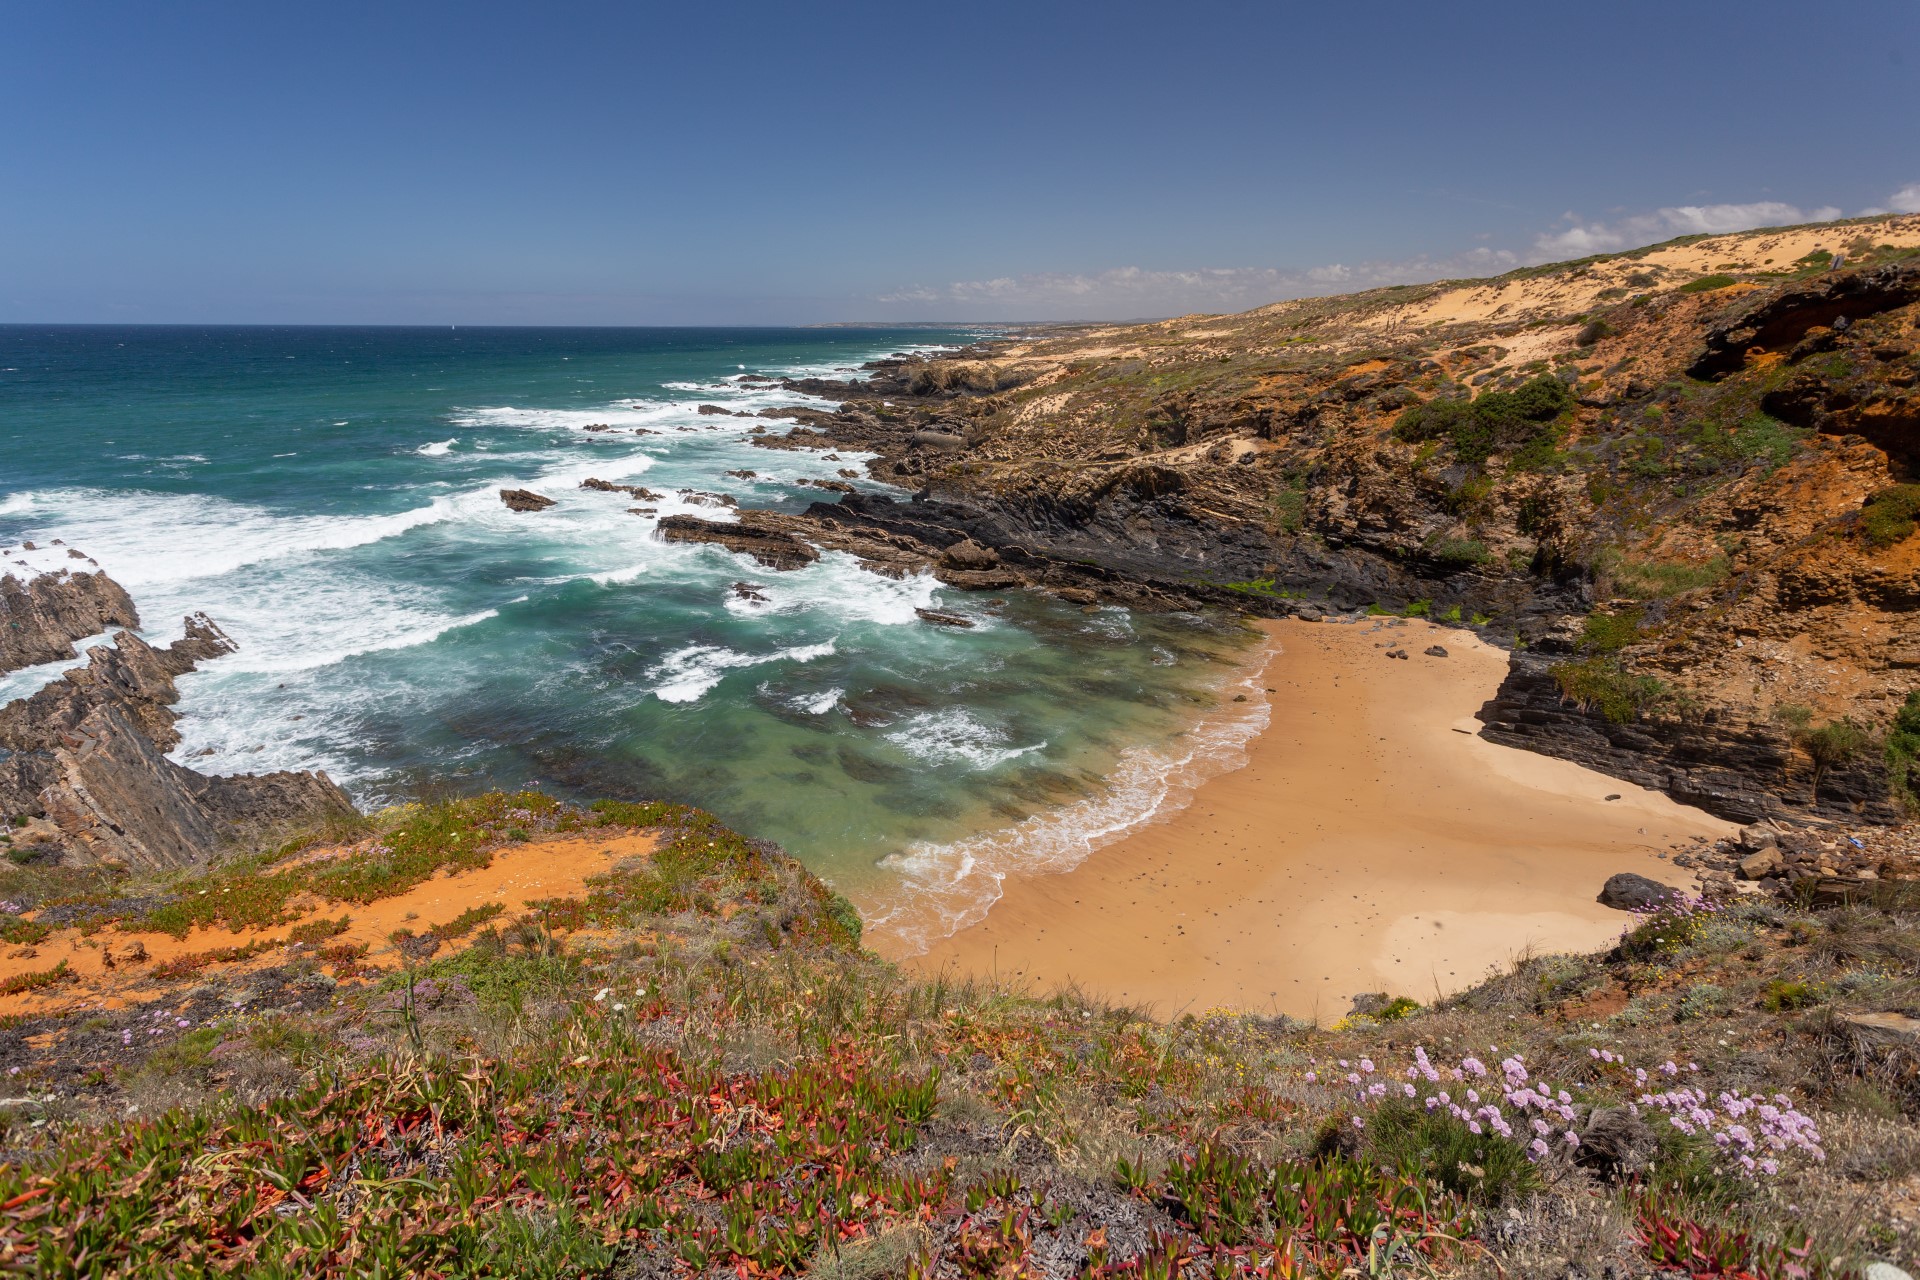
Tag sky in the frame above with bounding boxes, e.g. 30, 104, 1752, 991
2, 0, 1916, 325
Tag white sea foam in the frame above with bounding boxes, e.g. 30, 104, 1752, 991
0, 540, 103, 581
646, 639, 837, 703
586, 564, 647, 585
212, 607, 500, 676
418, 438, 456, 456
0, 631, 116, 707
717, 553, 938, 625
782, 687, 843, 715
0, 488, 463, 587
861, 638, 1280, 952
886, 708, 1044, 770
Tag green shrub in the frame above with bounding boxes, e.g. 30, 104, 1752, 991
1761, 979, 1819, 1012
1393, 374, 1574, 466
1778, 712, 1870, 804
1861, 485, 1920, 548
1680, 274, 1739, 293
1575, 318, 1614, 346
1887, 689, 1920, 813
1362, 1098, 1540, 1203
1270, 482, 1307, 533
1426, 536, 1491, 568
1578, 607, 1643, 653
1552, 657, 1672, 724
1596, 548, 1730, 600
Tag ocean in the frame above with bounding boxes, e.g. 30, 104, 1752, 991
0, 325, 1264, 947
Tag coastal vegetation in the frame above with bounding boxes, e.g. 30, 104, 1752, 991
0, 794, 1913, 1275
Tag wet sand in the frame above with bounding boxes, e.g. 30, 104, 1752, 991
893, 618, 1734, 1019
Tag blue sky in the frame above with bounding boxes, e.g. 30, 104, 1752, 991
3, 1, 1916, 324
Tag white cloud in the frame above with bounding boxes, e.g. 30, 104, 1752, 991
875, 249, 1522, 319
1527, 192, 1920, 258
873, 184, 1919, 320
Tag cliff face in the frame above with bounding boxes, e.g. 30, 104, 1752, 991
0, 615, 355, 870
712, 216, 1920, 823
0, 548, 139, 674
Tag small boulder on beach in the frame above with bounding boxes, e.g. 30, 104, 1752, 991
1597, 872, 1681, 912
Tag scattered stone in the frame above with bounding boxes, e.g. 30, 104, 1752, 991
499, 489, 556, 512
1575, 1106, 1655, 1179
939, 539, 1000, 571
909, 430, 967, 451
1739, 823, 1779, 852
581, 478, 659, 500
1424, 645, 1448, 658
1737, 848, 1784, 880
1347, 992, 1391, 1018
1597, 872, 1681, 912
579, 423, 613, 432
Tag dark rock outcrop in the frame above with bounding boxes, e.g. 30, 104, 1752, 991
582, 478, 657, 499
656, 514, 821, 571
1690, 262, 1920, 378
1597, 872, 1681, 912
1476, 653, 1900, 824
500, 489, 556, 512
0, 616, 356, 870
0, 561, 139, 675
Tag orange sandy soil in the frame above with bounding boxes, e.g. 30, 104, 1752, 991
0, 832, 655, 1017
891, 619, 1736, 1020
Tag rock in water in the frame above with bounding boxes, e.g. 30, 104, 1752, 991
0, 557, 140, 676
499, 488, 556, 512
1597, 872, 1682, 911
914, 608, 974, 628
656, 513, 820, 571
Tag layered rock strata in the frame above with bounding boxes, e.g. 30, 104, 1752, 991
0, 616, 355, 870
0, 556, 139, 675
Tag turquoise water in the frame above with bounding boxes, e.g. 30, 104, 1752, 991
0, 326, 1261, 945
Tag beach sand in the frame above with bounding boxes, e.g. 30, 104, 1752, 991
891, 618, 1736, 1019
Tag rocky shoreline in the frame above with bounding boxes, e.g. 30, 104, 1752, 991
0, 560, 356, 871
663, 235, 1920, 830
0, 543, 139, 674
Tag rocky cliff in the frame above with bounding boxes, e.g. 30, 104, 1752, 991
0, 544, 139, 675
690, 215, 1920, 824
0, 615, 355, 870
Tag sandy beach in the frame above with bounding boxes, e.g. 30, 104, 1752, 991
891, 618, 1736, 1019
